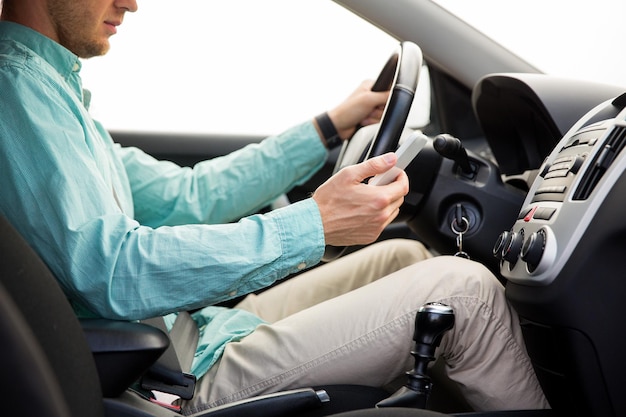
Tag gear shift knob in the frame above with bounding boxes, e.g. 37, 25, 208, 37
377, 302, 455, 409
414, 303, 455, 357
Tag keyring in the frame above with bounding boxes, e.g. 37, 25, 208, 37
451, 216, 469, 235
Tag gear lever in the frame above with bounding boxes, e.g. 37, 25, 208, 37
376, 302, 455, 409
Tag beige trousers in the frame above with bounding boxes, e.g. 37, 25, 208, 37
183, 239, 548, 414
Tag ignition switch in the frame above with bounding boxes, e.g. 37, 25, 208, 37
445, 202, 479, 236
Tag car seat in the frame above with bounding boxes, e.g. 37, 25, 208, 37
0, 214, 397, 417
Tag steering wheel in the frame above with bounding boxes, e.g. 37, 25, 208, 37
323, 41, 423, 261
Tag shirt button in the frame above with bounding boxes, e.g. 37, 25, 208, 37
297, 262, 307, 270
72, 63, 80, 72
228, 290, 237, 297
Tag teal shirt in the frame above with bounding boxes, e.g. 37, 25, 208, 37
0, 22, 328, 377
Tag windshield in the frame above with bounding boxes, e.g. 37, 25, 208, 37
79, 0, 626, 135
434, 0, 626, 88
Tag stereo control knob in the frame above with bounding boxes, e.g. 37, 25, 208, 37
502, 230, 524, 265
521, 230, 546, 273
493, 231, 509, 260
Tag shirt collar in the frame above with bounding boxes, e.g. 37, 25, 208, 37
0, 21, 84, 95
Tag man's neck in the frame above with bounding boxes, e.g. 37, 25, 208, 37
0, 1, 60, 44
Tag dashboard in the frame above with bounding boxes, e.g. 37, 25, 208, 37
496, 98, 626, 284
404, 73, 625, 275
490, 85, 626, 416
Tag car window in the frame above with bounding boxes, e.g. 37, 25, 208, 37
81, 0, 431, 136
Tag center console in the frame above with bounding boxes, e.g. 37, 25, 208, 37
494, 93, 626, 416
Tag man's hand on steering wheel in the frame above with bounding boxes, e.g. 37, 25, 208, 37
317, 41, 423, 261
326, 80, 390, 141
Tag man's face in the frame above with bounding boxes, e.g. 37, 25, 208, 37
47, 0, 136, 58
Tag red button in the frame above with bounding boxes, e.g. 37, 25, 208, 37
524, 206, 538, 222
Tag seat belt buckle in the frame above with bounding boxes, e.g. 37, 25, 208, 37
141, 372, 196, 400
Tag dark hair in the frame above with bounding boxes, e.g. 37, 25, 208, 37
0, 0, 13, 18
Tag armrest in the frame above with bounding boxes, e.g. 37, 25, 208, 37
200, 388, 329, 417
81, 319, 169, 398
103, 387, 330, 417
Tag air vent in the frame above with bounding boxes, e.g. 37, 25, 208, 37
573, 125, 626, 200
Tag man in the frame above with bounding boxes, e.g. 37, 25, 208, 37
0, 0, 548, 413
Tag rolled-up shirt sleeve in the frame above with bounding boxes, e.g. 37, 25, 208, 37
4, 121, 327, 320
1, 75, 328, 320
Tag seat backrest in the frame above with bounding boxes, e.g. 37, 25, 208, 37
0, 215, 105, 417
0, 280, 72, 417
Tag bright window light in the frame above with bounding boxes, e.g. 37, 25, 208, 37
81, 0, 399, 135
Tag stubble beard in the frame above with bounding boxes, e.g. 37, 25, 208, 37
47, 1, 110, 58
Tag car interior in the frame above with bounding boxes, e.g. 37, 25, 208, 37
2, 0, 626, 416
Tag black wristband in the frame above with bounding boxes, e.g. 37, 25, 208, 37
315, 112, 342, 149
